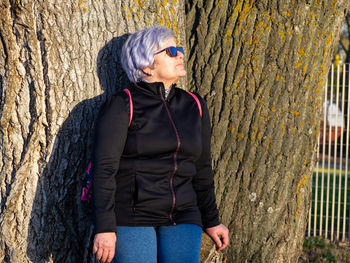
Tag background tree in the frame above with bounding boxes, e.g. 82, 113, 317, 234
186, 0, 349, 262
336, 14, 350, 63
0, 1, 349, 263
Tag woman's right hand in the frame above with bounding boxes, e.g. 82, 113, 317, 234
93, 232, 116, 263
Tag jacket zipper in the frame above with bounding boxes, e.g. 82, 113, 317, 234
160, 87, 180, 225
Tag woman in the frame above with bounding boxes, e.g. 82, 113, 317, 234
92, 26, 229, 263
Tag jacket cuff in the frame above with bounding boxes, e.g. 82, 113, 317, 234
202, 212, 220, 229
93, 213, 116, 234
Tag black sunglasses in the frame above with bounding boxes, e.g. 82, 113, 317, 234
154, 46, 184, 57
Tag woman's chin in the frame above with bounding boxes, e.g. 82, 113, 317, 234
178, 70, 187, 77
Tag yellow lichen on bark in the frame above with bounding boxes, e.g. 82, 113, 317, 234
295, 174, 309, 217
154, 0, 179, 41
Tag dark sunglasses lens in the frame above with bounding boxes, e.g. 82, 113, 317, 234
165, 46, 184, 57
167, 46, 178, 57
178, 47, 184, 54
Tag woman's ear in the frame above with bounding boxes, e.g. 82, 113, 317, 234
142, 66, 154, 76
142, 69, 152, 76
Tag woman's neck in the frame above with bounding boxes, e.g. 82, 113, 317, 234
142, 77, 173, 90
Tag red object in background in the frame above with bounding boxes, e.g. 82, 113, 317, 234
319, 121, 343, 142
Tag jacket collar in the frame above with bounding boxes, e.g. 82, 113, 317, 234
133, 81, 176, 101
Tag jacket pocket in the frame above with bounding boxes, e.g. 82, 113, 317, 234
175, 182, 198, 210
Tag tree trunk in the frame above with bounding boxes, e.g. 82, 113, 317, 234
186, 0, 349, 262
0, 1, 185, 262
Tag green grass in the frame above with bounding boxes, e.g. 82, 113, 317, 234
299, 237, 350, 263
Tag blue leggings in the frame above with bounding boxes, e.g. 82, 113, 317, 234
111, 224, 202, 263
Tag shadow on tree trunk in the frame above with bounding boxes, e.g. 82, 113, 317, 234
26, 34, 130, 263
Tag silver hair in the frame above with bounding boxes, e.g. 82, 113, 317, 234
121, 26, 174, 83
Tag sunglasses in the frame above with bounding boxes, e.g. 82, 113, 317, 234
154, 46, 184, 57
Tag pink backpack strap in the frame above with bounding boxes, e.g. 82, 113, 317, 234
80, 161, 92, 202
123, 89, 133, 127
186, 91, 202, 117
86, 161, 91, 173
81, 90, 133, 203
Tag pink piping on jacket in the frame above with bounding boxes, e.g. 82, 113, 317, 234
124, 89, 133, 127
186, 91, 202, 117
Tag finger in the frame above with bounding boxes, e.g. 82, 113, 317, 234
100, 249, 109, 263
93, 243, 98, 255
211, 233, 223, 250
96, 247, 104, 262
218, 232, 229, 251
103, 247, 115, 263
102, 240, 115, 263
106, 248, 115, 263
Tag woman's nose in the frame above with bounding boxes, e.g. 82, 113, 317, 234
177, 50, 184, 59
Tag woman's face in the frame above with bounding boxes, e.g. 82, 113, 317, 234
145, 38, 186, 88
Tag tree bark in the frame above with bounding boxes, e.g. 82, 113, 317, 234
0, 1, 185, 262
186, 0, 349, 262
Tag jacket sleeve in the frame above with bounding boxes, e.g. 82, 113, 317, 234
192, 94, 220, 229
91, 92, 129, 234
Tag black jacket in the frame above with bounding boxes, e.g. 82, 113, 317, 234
91, 81, 220, 234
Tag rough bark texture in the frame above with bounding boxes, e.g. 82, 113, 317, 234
186, 0, 349, 262
0, 1, 185, 262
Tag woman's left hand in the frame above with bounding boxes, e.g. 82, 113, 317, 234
205, 224, 230, 251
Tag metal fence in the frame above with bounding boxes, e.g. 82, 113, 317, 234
306, 63, 350, 241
